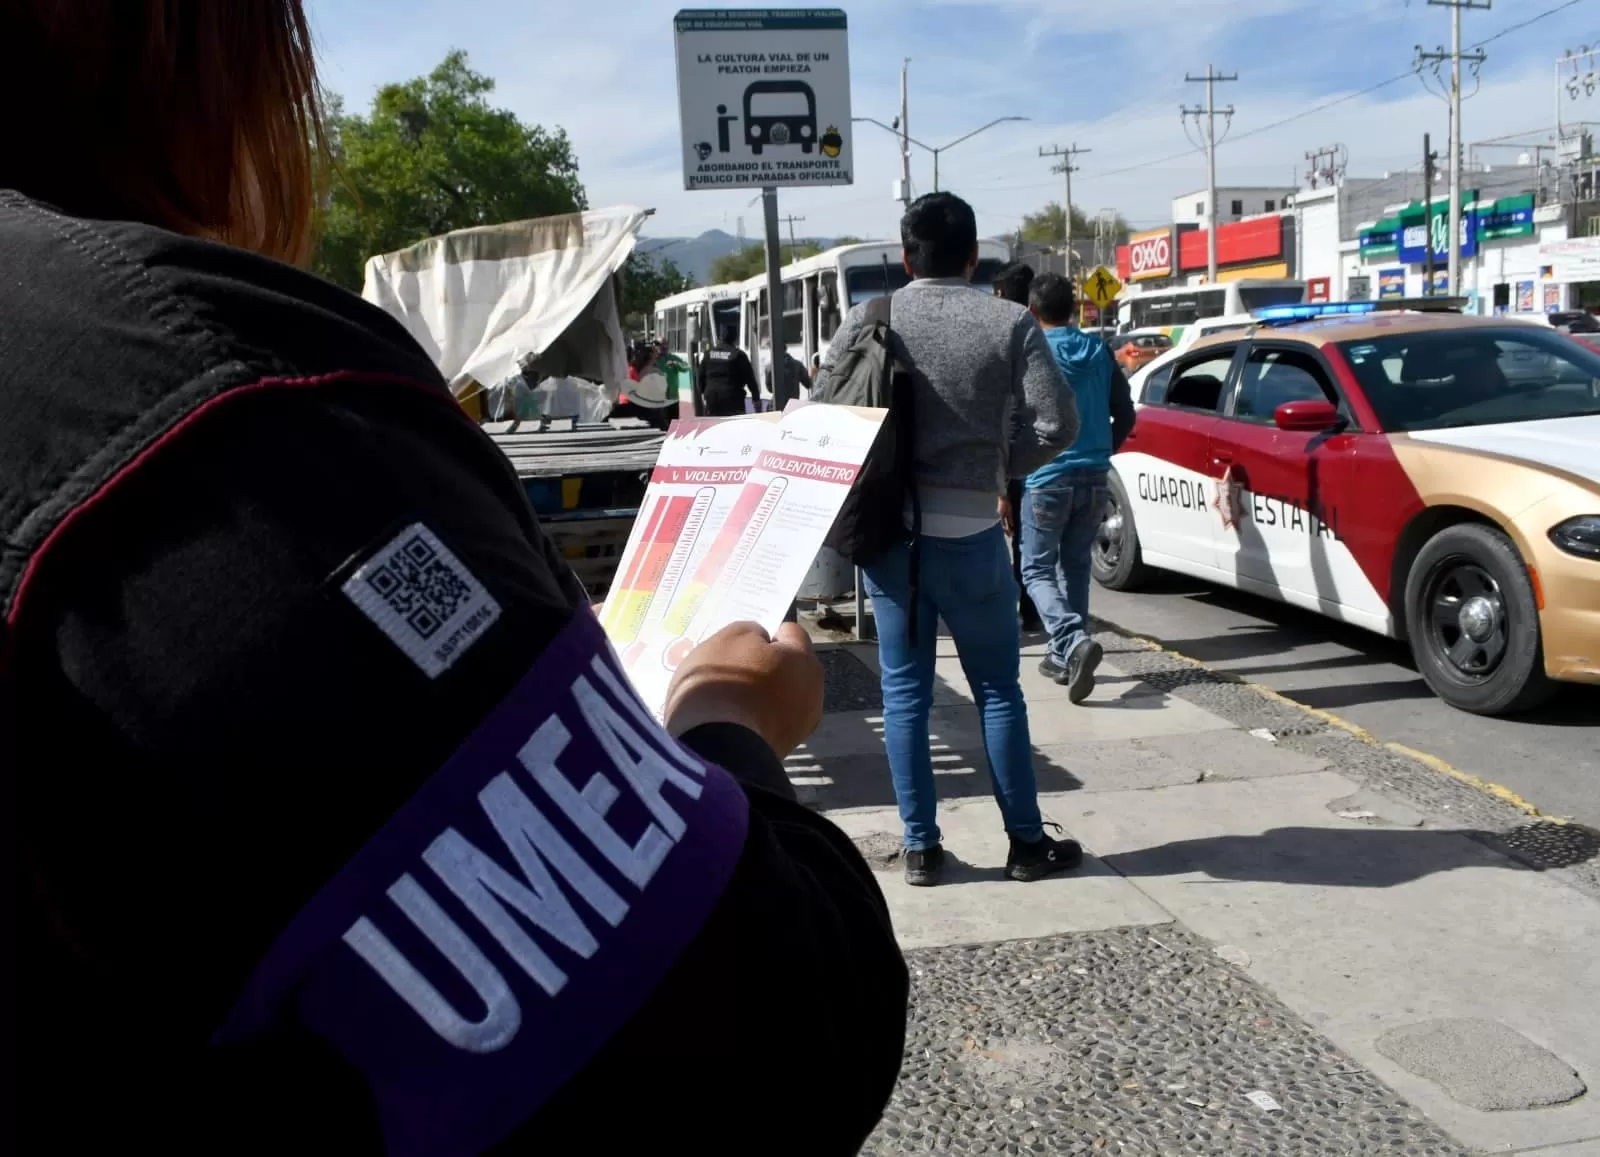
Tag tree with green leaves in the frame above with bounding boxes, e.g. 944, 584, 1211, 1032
315, 51, 587, 290
708, 241, 824, 285
621, 251, 695, 332
1020, 202, 1130, 247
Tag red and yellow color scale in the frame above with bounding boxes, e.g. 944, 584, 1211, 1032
662, 477, 790, 669
602, 488, 715, 645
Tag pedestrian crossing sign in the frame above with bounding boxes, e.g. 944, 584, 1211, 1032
1084, 265, 1122, 311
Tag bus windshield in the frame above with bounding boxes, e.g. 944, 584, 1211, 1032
845, 257, 1010, 306
845, 263, 912, 306
1237, 285, 1307, 312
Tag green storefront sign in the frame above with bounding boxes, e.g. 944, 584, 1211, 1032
1359, 217, 1400, 261
1475, 193, 1535, 242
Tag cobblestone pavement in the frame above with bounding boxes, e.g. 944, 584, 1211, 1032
863, 926, 1466, 1157
807, 626, 1600, 1156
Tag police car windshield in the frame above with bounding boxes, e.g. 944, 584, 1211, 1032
1339, 327, 1600, 431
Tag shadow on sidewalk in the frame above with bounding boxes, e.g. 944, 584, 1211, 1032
1108, 822, 1600, 888
794, 641, 1135, 814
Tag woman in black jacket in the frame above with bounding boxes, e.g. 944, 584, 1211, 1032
0, 3, 907, 1152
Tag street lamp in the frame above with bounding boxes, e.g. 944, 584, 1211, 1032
852, 115, 1030, 194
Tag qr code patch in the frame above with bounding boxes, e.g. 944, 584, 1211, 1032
343, 523, 502, 678
363, 533, 472, 640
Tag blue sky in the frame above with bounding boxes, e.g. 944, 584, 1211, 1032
310, 0, 1597, 241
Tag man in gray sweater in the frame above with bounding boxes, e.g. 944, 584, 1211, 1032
815, 193, 1084, 888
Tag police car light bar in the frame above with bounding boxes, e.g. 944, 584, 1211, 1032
1251, 297, 1469, 326
1253, 302, 1378, 322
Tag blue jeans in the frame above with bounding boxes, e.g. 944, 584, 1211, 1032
1021, 470, 1109, 667
862, 524, 1044, 851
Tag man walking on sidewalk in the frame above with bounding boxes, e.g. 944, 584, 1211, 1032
815, 193, 1084, 889
1021, 273, 1137, 703
991, 261, 1042, 634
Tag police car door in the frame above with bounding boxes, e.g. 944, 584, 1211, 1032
1206, 340, 1365, 614
1115, 343, 1244, 578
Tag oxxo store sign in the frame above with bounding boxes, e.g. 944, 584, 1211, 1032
1125, 227, 1174, 281
1117, 218, 1292, 284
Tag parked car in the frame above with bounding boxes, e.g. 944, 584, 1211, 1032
1097, 302, 1600, 716
1114, 330, 1173, 375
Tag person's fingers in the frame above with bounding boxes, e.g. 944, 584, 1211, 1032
716, 620, 771, 645
773, 621, 814, 654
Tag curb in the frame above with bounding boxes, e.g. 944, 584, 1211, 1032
1091, 618, 1566, 824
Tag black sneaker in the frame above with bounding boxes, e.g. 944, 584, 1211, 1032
1006, 827, 1084, 883
904, 845, 946, 887
1038, 656, 1070, 683
1065, 639, 1104, 705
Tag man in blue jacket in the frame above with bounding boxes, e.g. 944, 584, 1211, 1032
1021, 273, 1138, 703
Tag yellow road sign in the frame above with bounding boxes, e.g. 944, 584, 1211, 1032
1083, 264, 1122, 311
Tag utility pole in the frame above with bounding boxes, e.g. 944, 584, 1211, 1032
779, 213, 806, 253
1422, 0, 1490, 296
1423, 133, 1439, 295
1182, 65, 1238, 282
899, 59, 912, 209
1039, 143, 1090, 273
1303, 144, 1347, 190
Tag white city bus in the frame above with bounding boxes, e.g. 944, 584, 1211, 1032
653, 283, 744, 358
1121, 279, 1307, 337
734, 239, 1012, 396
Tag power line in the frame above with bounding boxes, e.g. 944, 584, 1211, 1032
1471, 0, 1587, 47
995, 0, 1590, 189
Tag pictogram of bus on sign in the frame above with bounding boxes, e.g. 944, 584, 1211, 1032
744, 81, 816, 155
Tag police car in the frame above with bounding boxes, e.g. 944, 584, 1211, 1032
1095, 301, 1600, 716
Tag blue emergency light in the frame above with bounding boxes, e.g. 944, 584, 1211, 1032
1252, 302, 1380, 322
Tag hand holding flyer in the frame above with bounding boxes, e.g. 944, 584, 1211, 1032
602, 402, 886, 716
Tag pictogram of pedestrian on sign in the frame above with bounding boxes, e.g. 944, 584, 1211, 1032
1084, 264, 1122, 311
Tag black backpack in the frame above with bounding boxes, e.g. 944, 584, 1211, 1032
815, 293, 919, 568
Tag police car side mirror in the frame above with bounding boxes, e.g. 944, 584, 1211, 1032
1274, 400, 1340, 432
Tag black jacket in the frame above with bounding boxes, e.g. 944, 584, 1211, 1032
695, 342, 761, 410
0, 191, 907, 1153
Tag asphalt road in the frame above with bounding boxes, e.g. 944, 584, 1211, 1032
1090, 573, 1600, 830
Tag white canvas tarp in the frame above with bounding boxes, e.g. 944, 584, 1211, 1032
360, 206, 650, 400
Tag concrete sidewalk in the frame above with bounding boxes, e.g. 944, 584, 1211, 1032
801, 622, 1600, 1157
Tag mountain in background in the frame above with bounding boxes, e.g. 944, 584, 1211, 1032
637, 228, 861, 286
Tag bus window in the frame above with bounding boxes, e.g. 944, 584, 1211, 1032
782, 279, 805, 347
711, 299, 739, 343
818, 272, 841, 341
971, 258, 1005, 289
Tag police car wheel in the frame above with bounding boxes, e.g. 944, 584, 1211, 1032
1092, 471, 1148, 591
1404, 523, 1556, 716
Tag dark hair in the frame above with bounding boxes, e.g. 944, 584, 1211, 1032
992, 262, 1034, 305
1, 1, 328, 266
901, 192, 979, 279
1029, 272, 1077, 325
629, 343, 655, 371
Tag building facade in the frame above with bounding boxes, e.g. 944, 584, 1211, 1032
1172, 186, 1296, 231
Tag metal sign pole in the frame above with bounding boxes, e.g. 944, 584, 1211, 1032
761, 185, 800, 625
762, 186, 786, 412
